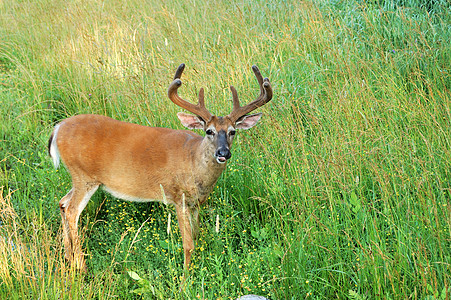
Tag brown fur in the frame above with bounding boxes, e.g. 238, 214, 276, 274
50, 114, 231, 269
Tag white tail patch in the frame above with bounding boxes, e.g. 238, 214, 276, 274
49, 123, 61, 169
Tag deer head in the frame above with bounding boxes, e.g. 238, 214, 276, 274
168, 64, 273, 164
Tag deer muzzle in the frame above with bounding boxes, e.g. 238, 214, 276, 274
215, 130, 231, 164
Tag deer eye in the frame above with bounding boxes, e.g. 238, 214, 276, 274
205, 129, 214, 136
229, 130, 236, 136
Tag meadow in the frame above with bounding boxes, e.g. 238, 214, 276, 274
0, 0, 450, 298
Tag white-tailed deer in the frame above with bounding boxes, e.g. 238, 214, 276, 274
48, 64, 272, 271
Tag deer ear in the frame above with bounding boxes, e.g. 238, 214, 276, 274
235, 113, 262, 130
177, 112, 205, 129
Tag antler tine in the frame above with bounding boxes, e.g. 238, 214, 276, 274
198, 87, 206, 108
173, 63, 185, 80
252, 65, 264, 96
168, 64, 213, 122
230, 86, 240, 111
227, 65, 273, 122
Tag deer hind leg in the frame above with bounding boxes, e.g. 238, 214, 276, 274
59, 182, 99, 270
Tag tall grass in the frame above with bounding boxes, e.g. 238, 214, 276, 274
1, 0, 450, 298
0, 188, 123, 299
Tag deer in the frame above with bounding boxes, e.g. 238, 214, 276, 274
48, 63, 273, 271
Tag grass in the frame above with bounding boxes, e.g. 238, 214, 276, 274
1, 0, 450, 298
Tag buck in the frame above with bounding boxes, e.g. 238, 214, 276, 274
48, 64, 273, 271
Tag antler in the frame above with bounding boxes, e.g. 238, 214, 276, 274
227, 65, 273, 122
168, 63, 213, 122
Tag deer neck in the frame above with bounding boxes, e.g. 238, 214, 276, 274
190, 137, 227, 203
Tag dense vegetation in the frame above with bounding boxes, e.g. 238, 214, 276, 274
1, 0, 450, 298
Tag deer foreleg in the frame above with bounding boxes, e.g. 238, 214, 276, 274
175, 201, 199, 269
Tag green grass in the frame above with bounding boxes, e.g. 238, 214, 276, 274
1, 0, 450, 298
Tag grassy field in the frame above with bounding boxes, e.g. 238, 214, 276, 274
1, 0, 450, 298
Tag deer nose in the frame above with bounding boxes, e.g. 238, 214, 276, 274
215, 147, 231, 163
